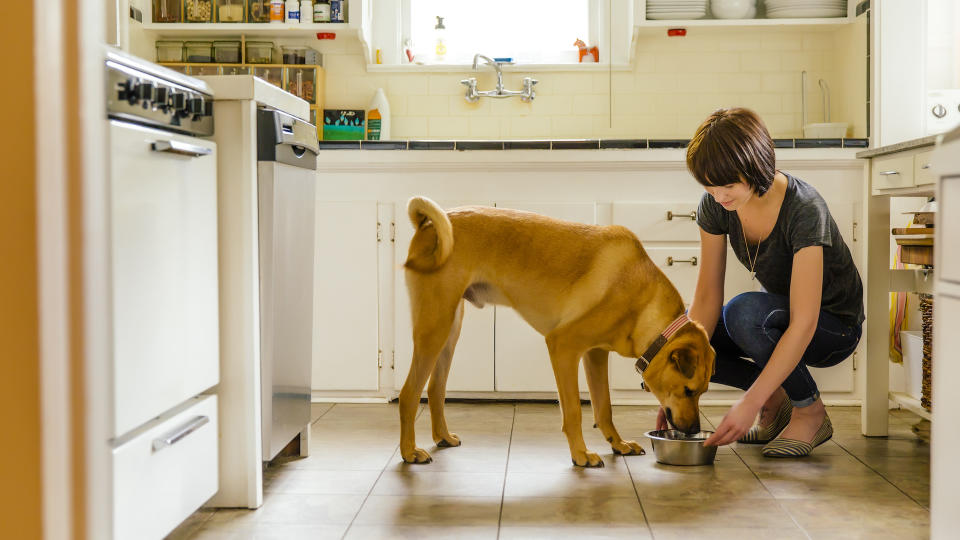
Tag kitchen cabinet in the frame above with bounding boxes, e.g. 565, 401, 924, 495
870, 147, 939, 194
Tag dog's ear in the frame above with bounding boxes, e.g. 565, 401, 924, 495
669, 347, 697, 379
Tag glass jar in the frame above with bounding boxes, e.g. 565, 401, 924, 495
281, 45, 306, 64
245, 41, 274, 63
184, 0, 214, 22
216, 0, 245, 22
221, 66, 251, 75
191, 65, 221, 76
253, 67, 283, 88
213, 41, 242, 63
153, 0, 181, 22
155, 40, 183, 63
248, 0, 271, 22
184, 41, 214, 63
284, 67, 316, 103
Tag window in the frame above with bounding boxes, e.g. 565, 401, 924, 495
402, 0, 593, 65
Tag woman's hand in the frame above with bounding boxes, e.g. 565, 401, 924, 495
704, 398, 761, 446
656, 406, 668, 431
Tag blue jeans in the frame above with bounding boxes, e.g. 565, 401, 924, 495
709, 292, 862, 408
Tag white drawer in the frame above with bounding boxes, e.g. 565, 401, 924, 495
914, 150, 937, 187
871, 154, 915, 192
939, 176, 960, 284
113, 395, 218, 540
645, 247, 759, 305
612, 202, 701, 242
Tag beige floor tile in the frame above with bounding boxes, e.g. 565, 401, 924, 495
651, 526, 808, 540
630, 459, 770, 500
279, 446, 399, 471
833, 436, 930, 458
263, 468, 381, 495
310, 402, 335, 422
507, 449, 633, 474
806, 526, 930, 540
758, 471, 907, 499
498, 525, 652, 539
343, 524, 498, 539
499, 496, 647, 528
780, 496, 929, 531
641, 497, 795, 528
205, 493, 365, 526
166, 508, 215, 539
384, 446, 509, 473
190, 523, 347, 540
504, 470, 639, 498
371, 470, 505, 497
352, 495, 502, 526
741, 452, 873, 477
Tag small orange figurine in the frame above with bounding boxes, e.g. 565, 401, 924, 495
574, 38, 599, 63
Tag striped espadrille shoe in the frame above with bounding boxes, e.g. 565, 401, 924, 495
761, 415, 833, 458
738, 397, 792, 444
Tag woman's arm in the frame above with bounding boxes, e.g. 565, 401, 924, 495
704, 245, 823, 446
688, 228, 727, 337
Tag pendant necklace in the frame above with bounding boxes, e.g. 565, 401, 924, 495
740, 216, 763, 281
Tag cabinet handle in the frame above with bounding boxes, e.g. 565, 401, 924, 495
151, 140, 213, 157
152, 415, 209, 452
921, 164, 931, 170
667, 256, 698, 266
878, 170, 900, 176
666, 210, 697, 221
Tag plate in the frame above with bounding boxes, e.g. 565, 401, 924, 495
646, 10, 708, 19
766, 8, 845, 17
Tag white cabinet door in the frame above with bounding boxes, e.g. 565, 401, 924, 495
493, 202, 595, 392
611, 201, 702, 242
394, 200, 496, 393
313, 201, 380, 391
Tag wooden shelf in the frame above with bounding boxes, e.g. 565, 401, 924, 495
889, 392, 931, 420
635, 16, 852, 32
142, 22, 352, 37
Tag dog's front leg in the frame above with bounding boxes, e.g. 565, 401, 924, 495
547, 338, 604, 468
583, 348, 645, 456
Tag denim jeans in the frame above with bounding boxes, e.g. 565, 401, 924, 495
709, 292, 862, 408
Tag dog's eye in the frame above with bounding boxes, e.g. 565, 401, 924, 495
683, 386, 694, 397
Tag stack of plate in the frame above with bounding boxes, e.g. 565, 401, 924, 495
646, 0, 709, 20
765, 0, 847, 18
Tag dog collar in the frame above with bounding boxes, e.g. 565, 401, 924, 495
635, 313, 689, 375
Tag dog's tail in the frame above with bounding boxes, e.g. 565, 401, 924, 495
405, 196, 454, 272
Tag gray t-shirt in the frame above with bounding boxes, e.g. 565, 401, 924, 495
696, 171, 864, 326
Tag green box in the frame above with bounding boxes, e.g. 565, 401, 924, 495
322, 109, 365, 140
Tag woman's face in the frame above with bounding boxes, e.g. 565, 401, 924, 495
704, 179, 754, 211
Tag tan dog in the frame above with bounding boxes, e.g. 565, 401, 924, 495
399, 197, 716, 467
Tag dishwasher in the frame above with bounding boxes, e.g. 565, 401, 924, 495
256, 107, 319, 461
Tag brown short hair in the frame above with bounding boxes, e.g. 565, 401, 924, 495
686, 108, 776, 196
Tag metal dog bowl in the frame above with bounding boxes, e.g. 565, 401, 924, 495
644, 430, 718, 466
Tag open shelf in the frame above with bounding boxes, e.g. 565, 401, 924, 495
889, 392, 931, 421
142, 22, 352, 37
636, 16, 851, 32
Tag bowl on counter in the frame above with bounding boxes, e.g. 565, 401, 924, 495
711, 0, 755, 19
645, 429, 718, 466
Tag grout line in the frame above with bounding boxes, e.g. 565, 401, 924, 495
340, 403, 428, 540
622, 444, 654, 539
310, 402, 338, 425
495, 403, 518, 540
833, 439, 930, 510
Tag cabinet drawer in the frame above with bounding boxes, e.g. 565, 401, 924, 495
612, 202, 701, 242
914, 150, 936, 187
871, 154, 915, 192
113, 395, 218, 540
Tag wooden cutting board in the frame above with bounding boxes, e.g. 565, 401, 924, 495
892, 227, 934, 235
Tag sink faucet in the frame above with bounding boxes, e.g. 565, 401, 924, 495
461, 53, 537, 102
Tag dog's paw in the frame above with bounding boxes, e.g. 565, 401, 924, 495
612, 439, 646, 456
435, 433, 461, 448
401, 447, 433, 464
571, 451, 605, 468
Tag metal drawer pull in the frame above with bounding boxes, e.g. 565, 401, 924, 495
921, 164, 931, 170
151, 140, 213, 157
152, 415, 209, 452
667, 256, 698, 266
878, 170, 900, 176
667, 210, 697, 221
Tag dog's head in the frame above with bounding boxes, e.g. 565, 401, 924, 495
641, 322, 715, 435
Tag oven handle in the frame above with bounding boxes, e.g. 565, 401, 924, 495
151, 139, 213, 157
152, 415, 210, 452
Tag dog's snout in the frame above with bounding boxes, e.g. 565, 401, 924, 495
664, 408, 673, 427
686, 419, 701, 435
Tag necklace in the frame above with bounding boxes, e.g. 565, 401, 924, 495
739, 219, 763, 281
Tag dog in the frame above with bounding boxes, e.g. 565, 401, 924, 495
398, 197, 716, 467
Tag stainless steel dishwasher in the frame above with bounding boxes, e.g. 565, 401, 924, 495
257, 107, 318, 461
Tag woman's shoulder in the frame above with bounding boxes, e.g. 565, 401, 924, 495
781, 172, 829, 213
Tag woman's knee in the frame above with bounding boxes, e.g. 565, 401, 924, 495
722, 292, 787, 351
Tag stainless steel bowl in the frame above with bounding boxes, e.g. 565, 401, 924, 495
644, 430, 718, 466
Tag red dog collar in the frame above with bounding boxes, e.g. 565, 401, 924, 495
635, 313, 689, 375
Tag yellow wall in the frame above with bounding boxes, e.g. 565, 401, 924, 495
312, 25, 867, 140
0, 0, 43, 538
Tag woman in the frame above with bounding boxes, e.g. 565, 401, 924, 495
658, 107, 864, 457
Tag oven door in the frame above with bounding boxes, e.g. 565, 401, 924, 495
109, 119, 219, 439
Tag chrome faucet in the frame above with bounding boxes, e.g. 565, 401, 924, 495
460, 53, 538, 102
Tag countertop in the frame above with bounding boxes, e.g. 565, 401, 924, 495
196, 75, 310, 120
855, 135, 940, 159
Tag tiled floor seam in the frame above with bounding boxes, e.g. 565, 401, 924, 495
310, 402, 338, 425
339, 403, 427, 540
834, 440, 931, 510
495, 403, 518, 540
623, 446, 654, 539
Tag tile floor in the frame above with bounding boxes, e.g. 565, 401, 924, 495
169, 402, 930, 540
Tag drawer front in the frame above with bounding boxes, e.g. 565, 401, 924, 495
113, 395, 218, 540
940, 176, 960, 284
871, 154, 915, 191
914, 150, 937, 187
612, 202, 701, 242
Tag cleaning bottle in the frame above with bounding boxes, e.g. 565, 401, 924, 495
433, 16, 447, 63
366, 88, 391, 141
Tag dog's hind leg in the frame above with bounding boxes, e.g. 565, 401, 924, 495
583, 348, 645, 456
546, 336, 603, 468
428, 299, 465, 448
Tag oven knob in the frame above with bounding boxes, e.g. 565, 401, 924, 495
135, 81, 155, 102
187, 96, 204, 115
203, 100, 214, 117
171, 92, 187, 110
123, 78, 139, 105
932, 104, 947, 119
155, 86, 170, 107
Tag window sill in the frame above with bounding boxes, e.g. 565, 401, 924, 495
364, 63, 633, 73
